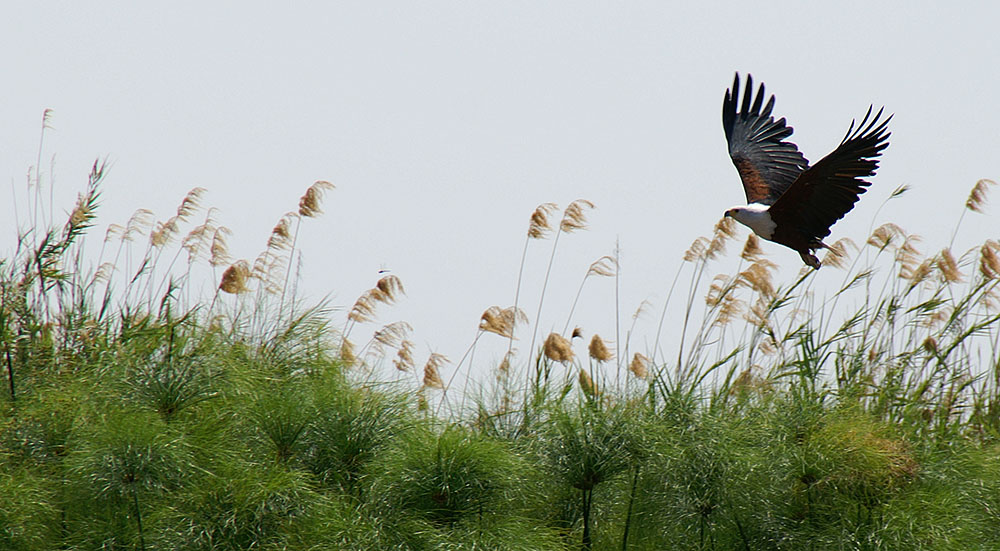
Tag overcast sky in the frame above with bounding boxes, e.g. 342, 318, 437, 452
3, 2, 998, 389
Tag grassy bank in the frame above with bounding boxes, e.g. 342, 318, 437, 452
2, 151, 1000, 549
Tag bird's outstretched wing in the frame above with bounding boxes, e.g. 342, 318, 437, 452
723, 73, 809, 205
769, 107, 892, 240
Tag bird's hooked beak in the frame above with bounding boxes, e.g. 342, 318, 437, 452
724, 209, 734, 218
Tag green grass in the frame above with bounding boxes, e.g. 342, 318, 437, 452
3, 132, 1000, 549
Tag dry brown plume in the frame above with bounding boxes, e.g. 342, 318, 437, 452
176, 188, 206, 220
980, 240, 1000, 280
422, 353, 449, 389
966, 178, 996, 213
821, 238, 856, 270
578, 369, 597, 397
543, 333, 574, 363
738, 261, 777, 298
867, 223, 905, 250
560, 199, 595, 233
741, 233, 764, 262
707, 217, 737, 259
124, 209, 155, 242
219, 260, 251, 294
587, 255, 618, 278
684, 236, 710, 262
480, 306, 528, 338
528, 202, 559, 239
150, 216, 180, 248
267, 214, 296, 252
588, 334, 613, 362
209, 227, 233, 267
629, 353, 649, 379
394, 340, 415, 372
340, 338, 357, 366
299, 180, 335, 218
936, 248, 963, 283
349, 275, 406, 323
373, 321, 413, 349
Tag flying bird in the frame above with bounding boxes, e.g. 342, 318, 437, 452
722, 73, 891, 269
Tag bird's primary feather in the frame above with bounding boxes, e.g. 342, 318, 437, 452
723, 74, 809, 205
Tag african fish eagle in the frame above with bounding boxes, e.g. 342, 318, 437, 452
722, 73, 891, 269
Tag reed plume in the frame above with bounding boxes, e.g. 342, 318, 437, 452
628, 353, 649, 379
560, 199, 594, 233
980, 240, 1000, 280
937, 248, 963, 283
966, 178, 996, 213
543, 333, 574, 363
422, 353, 449, 389
588, 334, 613, 362
298, 180, 334, 218
209, 227, 233, 267
219, 260, 251, 294
821, 237, 856, 270
741, 233, 763, 262
480, 306, 527, 339
578, 369, 597, 397
394, 340, 415, 372
528, 202, 559, 239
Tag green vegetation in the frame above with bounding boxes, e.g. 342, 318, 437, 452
3, 135, 1000, 549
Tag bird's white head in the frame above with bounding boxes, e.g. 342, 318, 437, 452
723, 204, 775, 239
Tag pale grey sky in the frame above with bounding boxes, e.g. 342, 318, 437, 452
3, 2, 998, 388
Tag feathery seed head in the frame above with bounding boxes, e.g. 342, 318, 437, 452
394, 340, 416, 372
497, 351, 515, 374
714, 215, 737, 238
867, 223, 905, 250
479, 306, 527, 338
822, 238, 856, 270
422, 353, 448, 389
578, 369, 597, 397
894, 236, 923, 279
706, 274, 733, 307
528, 202, 559, 238
588, 334, 613, 362
374, 274, 405, 303
348, 290, 380, 323
741, 233, 763, 262
979, 240, 1000, 280
543, 333, 574, 363
745, 297, 773, 329
104, 223, 125, 243
219, 260, 251, 294
150, 216, 180, 248
340, 338, 357, 366
738, 261, 776, 298
94, 262, 115, 284
966, 178, 996, 213
683, 236, 710, 262
571, 326, 583, 339
714, 294, 745, 328
209, 227, 233, 267
937, 248, 963, 283
176, 188, 206, 220
560, 199, 595, 233
587, 255, 618, 278
629, 353, 649, 379
124, 209, 155, 241
373, 321, 413, 349
299, 180, 335, 217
